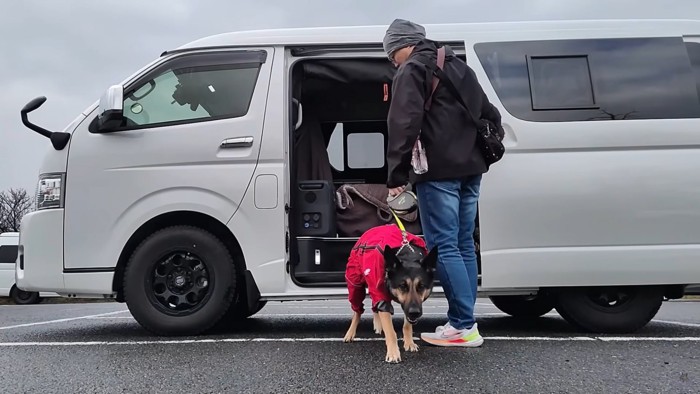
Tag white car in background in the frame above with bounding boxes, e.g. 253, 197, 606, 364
0, 232, 57, 304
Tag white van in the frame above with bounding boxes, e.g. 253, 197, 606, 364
1, 232, 55, 304
15, 19, 700, 336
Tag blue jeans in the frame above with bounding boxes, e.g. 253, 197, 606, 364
416, 174, 482, 330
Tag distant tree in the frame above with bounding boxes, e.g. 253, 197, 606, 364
0, 188, 35, 232
0, 198, 5, 232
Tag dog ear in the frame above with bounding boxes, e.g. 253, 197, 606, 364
383, 245, 401, 271
421, 246, 438, 272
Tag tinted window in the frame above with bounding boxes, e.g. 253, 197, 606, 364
0, 245, 18, 265
122, 53, 263, 128
686, 42, 700, 100
475, 37, 700, 121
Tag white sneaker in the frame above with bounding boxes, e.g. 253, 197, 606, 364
421, 322, 484, 347
435, 322, 453, 333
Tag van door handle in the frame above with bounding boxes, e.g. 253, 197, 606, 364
220, 137, 254, 149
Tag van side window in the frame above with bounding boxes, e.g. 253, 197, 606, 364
121, 51, 265, 129
0, 245, 18, 265
686, 42, 700, 100
527, 55, 596, 110
475, 37, 700, 121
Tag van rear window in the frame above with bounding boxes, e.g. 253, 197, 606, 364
475, 37, 700, 122
324, 121, 388, 184
0, 245, 18, 265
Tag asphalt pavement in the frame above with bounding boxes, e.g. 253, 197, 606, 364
0, 297, 699, 393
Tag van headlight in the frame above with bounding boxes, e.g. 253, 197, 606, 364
36, 173, 65, 210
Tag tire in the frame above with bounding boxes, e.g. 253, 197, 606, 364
10, 286, 41, 305
489, 294, 554, 318
123, 225, 237, 336
554, 285, 664, 333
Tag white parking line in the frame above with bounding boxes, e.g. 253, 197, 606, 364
596, 336, 700, 341
0, 310, 129, 330
1, 336, 700, 347
5, 310, 700, 335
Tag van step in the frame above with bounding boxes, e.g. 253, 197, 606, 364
292, 236, 482, 287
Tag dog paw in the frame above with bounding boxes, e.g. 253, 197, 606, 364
404, 341, 419, 352
372, 312, 384, 335
373, 319, 383, 335
343, 332, 356, 343
385, 348, 402, 363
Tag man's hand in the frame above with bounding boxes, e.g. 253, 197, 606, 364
388, 186, 406, 198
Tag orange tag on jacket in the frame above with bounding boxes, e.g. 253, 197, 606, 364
383, 83, 389, 102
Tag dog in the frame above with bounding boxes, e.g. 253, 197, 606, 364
343, 223, 438, 363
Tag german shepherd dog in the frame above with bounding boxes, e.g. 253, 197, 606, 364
343, 224, 438, 363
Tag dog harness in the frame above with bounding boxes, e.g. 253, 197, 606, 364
345, 222, 427, 315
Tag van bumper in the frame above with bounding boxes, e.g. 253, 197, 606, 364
15, 209, 65, 293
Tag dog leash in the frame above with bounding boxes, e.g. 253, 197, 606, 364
390, 208, 416, 254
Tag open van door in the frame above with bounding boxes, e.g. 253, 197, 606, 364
63, 48, 274, 273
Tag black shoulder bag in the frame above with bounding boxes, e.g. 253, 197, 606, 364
422, 53, 505, 166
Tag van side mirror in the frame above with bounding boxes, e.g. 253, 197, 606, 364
19, 96, 71, 150
95, 85, 124, 132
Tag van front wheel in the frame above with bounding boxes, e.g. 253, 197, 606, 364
123, 225, 237, 336
555, 286, 664, 333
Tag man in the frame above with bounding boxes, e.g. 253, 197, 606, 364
383, 18, 503, 347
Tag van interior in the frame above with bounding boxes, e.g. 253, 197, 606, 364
286, 47, 481, 288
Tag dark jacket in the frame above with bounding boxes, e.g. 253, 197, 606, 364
386, 39, 502, 188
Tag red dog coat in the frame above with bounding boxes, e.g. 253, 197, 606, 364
345, 224, 427, 314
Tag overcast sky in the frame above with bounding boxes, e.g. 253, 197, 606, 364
1, 0, 699, 194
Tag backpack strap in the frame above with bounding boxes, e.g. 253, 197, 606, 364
421, 51, 483, 131
423, 46, 445, 111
